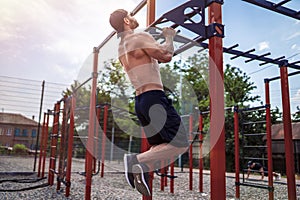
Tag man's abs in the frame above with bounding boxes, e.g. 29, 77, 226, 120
135, 83, 163, 96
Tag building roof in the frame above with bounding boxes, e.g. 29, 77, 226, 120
271, 122, 300, 140
0, 113, 38, 126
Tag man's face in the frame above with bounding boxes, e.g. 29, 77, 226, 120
126, 13, 139, 30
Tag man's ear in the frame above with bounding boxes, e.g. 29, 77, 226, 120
124, 17, 130, 25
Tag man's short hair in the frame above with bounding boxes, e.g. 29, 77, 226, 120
247, 160, 253, 167
109, 9, 128, 33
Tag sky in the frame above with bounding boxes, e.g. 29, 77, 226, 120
0, 0, 300, 120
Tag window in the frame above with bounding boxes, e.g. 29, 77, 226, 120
7, 128, 13, 136
31, 129, 37, 138
14, 128, 21, 136
22, 129, 28, 137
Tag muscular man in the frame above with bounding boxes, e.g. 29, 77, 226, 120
247, 161, 281, 181
109, 9, 189, 196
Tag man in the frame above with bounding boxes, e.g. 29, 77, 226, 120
109, 9, 189, 196
246, 160, 281, 181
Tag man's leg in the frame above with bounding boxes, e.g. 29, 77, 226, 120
136, 143, 188, 170
132, 143, 187, 196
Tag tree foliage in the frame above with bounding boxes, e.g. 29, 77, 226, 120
224, 64, 260, 107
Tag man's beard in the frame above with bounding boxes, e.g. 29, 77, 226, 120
130, 19, 139, 29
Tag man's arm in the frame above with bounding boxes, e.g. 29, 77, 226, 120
259, 167, 264, 180
246, 167, 251, 179
134, 28, 176, 63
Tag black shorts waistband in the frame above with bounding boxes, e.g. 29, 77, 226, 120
135, 90, 165, 100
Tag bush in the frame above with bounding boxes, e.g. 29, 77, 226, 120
13, 144, 27, 155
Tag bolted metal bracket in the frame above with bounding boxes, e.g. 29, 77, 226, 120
206, 0, 224, 6
162, 0, 206, 38
161, 0, 224, 41
207, 23, 225, 38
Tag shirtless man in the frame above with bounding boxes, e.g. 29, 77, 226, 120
246, 161, 281, 181
109, 9, 189, 196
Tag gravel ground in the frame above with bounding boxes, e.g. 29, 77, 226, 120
0, 156, 299, 200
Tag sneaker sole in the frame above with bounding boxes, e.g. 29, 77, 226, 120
132, 164, 151, 196
124, 155, 135, 188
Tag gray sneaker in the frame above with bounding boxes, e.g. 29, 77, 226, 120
124, 154, 138, 188
132, 163, 151, 196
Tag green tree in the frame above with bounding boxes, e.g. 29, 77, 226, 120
176, 54, 209, 111
292, 106, 300, 122
224, 64, 260, 107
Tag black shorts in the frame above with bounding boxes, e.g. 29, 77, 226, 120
135, 90, 189, 147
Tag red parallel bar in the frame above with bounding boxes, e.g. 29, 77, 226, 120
170, 158, 175, 193
65, 97, 76, 197
164, 167, 168, 187
189, 114, 193, 191
141, 128, 152, 200
48, 102, 60, 185
85, 48, 99, 200
279, 66, 296, 200
208, 2, 226, 200
57, 97, 68, 191
143, 1, 155, 199
198, 113, 203, 193
265, 81, 274, 200
160, 160, 165, 191
95, 106, 101, 175
42, 112, 50, 178
38, 113, 46, 177
234, 106, 240, 199
100, 105, 109, 178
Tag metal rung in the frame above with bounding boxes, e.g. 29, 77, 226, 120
237, 182, 273, 191
244, 145, 267, 148
243, 121, 266, 125
239, 105, 266, 112
244, 133, 267, 136
193, 131, 206, 135
73, 136, 88, 139
188, 140, 201, 143
244, 157, 268, 161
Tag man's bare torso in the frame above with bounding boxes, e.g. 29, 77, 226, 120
118, 32, 164, 95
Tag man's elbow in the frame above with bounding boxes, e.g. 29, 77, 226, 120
158, 54, 173, 63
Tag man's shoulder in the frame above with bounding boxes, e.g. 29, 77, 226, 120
127, 31, 152, 40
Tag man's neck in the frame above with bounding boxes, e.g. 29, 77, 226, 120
120, 29, 134, 38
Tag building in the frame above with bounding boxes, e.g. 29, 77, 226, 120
0, 113, 40, 150
271, 122, 300, 174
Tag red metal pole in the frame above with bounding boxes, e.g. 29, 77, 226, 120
95, 106, 101, 175
170, 158, 175, 194
42, 112, 49, 178
279, 65, 296, 200
265, 80, 274, 200
65, 97, 75, 197
100, 105, 109, 178
164, 166, 167, 187
208, 2, 225, 200
198, 113, 203, 193
142, 1, 155, 198
189, 114, 193, 191
160, 160, 165, 191
141, 128, 152, 200
85, 47, 99, 200
38, 113, 46, 177
48, 102, 60, 186
57, 97, 68, 191
234, 106, 240, 199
